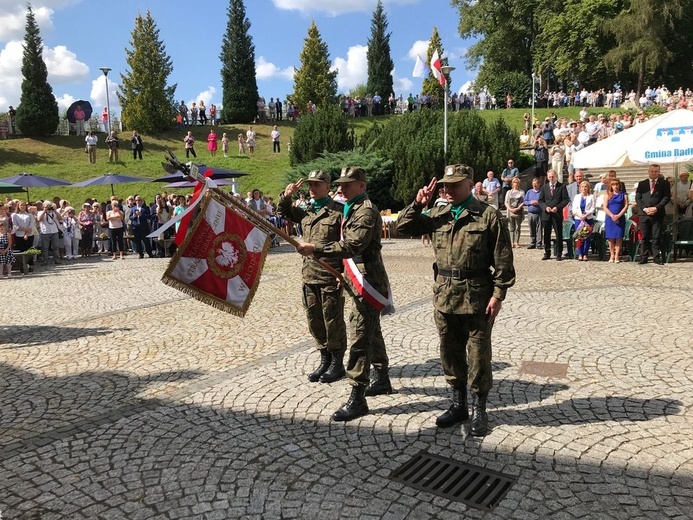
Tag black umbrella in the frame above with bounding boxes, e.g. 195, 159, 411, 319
70, 172, 152, 195
0, 172, 72, 201
153, 164, 248, 183
66, 100, 93, 123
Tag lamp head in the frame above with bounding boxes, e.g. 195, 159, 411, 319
99, 67, 111, 76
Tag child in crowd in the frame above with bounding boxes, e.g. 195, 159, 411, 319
222, 133, 229, 158
238, 134, 246, 155
0, 220, 15, 277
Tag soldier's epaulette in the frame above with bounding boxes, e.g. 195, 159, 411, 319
362, 199, 373, 209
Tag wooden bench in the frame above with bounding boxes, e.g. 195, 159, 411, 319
12, 252, 36, 274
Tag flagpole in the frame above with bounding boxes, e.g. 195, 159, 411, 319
441, 66, 455, 161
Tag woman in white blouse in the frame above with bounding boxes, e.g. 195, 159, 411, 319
571, 181, 595, 261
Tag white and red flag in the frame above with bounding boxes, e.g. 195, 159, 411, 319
430, 50, 446, 86
163, 192, 270, 317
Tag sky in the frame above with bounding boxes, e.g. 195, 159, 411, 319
0, 0, 476, 116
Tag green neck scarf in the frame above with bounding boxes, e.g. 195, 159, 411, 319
450, 194, 474, 221
311, 196, 331, 214
343, 192, 366, 217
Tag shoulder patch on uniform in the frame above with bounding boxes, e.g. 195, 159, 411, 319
363, 199, 372, 208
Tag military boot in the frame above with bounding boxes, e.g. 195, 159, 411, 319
308, 349, 332, 383
436, 388, 469, 428
332, 385, 368, 422
365, 367, 393, 396
319, 350, 346, 383
470, 392, 489, 437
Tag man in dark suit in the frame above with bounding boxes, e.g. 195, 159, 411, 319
538, 168, 570, 260
635, 164, 671, 264
129, 195, 154, 258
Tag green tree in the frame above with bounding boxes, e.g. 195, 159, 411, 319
603, 0, 684, 96
359, 109, 518, 203
14, 4, 59, 136
288, 150, 398, 211
117, 10, 176, 133
289, 105, 354, 166
366, 1, 395, 99
220, 0, 259, 124
292, 22, 338, 111
422, 27, 450, 101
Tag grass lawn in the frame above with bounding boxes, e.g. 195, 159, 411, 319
0, 106, 619, 205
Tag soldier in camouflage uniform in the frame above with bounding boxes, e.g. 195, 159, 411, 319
397, 164, 516, 436
297, 167, 393, 422
278, 171, 347, 383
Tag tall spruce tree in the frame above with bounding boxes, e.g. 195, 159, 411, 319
292, 22, 338, 111
14, 4, 59, 136
422, 27, 450, 101
366, 1, 395, 100
220, 0, 259, 123
117, 11, 176, 133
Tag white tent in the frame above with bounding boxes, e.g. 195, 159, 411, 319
572, 109, 693, 169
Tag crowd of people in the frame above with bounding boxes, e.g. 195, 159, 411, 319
467, 160, 693, 263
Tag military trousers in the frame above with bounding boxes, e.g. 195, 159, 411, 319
344, 292, 389, 386
302, 283, 346, 353
434, 310, 493, 395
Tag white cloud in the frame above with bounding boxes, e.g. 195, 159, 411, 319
256, 56, 294, 81
0, 39, 89, 108
55, 93, 76, 113
190, 86, 217, 108
44, 45, 89, 84
90, 73, 119, 114
332, 44, 368, 93
273, 0, 420, 16
459, 81, 473, 95
394, 74, 413, 96
407, 40, 429, 61
0, 6, 55, 41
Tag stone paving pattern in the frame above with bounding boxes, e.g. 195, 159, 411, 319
1, 241, 692, 519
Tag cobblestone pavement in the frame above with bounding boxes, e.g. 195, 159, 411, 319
1, 241, 692, 519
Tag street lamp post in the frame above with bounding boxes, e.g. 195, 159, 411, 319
99, 67, 112, 135
531, 72, 536, 131
441, 65, 456, 160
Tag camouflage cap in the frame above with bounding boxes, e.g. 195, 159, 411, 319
438, 164, 474, 184
334, 166, 367, 184
306, 170, 331, 184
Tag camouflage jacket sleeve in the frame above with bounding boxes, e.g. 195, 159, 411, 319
277, 195, 307, 223
396, 202, 435, 237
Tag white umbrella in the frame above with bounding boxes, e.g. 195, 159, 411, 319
573, 109, 693, 168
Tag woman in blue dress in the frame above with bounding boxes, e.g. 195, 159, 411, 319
604, 178, 628, 262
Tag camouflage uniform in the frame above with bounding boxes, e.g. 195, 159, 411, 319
277, 188, 346, 356
397, 173, 515, 395
313, 181, 390, 387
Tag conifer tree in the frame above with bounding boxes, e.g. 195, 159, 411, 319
366, 1, 395, 100
220, 0, 259, 124
14, 4, 59, 136
422, 27, 450, 102
117, 11, 176, 133
292, 22, 338, 111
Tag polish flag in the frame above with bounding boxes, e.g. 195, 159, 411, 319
430, 50, 446, 86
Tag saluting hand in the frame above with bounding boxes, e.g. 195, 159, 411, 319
284, 178, 304, 197
416, 177, 438, 206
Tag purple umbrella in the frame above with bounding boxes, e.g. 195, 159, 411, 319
70, 172, 151, 195
0, 172, 72, 201
153, 164, 247, 183
164, 178, 237, 189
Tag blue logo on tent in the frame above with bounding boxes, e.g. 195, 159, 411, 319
656, 126, 693, 143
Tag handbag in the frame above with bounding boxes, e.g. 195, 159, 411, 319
58, 230, 64, 239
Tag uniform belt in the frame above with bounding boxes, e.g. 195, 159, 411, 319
436, 268, 489, 280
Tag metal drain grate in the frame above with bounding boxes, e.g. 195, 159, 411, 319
390, 451, 515, 511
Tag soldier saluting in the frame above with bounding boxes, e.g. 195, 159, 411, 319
397, 164, 516, 436
278, 171, 347, 383
297, 167, 393, 422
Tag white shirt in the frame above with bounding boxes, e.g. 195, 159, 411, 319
38, 210, 60, 234
271, 129, 280, 141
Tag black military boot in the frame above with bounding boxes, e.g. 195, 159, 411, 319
436, 388, 469, 428
332, 385, 368, 422
470, 392, 489, 437
319, 350, 346, 383
308, 349, 331, 383
365, 367, 393, 396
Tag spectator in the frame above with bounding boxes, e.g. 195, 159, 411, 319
131, 131, 143, 160
524, 177, 543, 249
0, 220, 14, 277
221, 132, 229, 158
184, 131, 197, 158
105, 131, 119, 163
85, 131, 98, 164
571, 181, 595, 261
62, 207, 79, 259
237, 133, 246, 155
534, 137, 549, 177
38, 201, 64, 264
504, 177, 525, 248
207, 129, 218, 156
482, 170, 501, 208
11, 200, 35, 268
604, 178, 628, 262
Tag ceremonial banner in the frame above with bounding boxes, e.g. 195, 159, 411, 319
163, 192, 270, 317
430, 50, 445, 86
